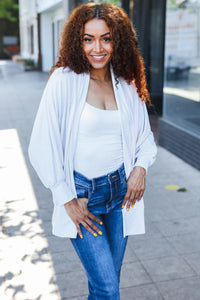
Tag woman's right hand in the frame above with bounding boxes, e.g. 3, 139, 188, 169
64, 198, 103, 238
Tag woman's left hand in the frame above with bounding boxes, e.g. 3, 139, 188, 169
122, 166, 146, 211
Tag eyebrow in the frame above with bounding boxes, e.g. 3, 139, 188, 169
83, 32, 110, 37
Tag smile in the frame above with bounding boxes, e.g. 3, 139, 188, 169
91, 55, 106, 61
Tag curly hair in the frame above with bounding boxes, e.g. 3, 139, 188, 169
49, 2, 151, 104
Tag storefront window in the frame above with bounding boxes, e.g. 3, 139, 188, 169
163, 0, 200, 136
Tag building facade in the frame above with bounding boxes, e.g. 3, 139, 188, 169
126, 0, 200, 170
19, 0, 70, 71
37, 0, 67, 71
160, 0, 200, 170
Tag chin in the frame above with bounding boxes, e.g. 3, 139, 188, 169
88, 60, 111, 70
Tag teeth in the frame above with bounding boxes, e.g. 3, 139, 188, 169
92, 55, 105, 58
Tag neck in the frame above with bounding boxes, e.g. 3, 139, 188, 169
90, 65, 111, 82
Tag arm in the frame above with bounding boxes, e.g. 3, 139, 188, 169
28, 71, 74, 206
28, 71, 102, 237
134, 101, 157, 172
122, 99, 157, 210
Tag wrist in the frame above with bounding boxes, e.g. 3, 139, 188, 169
64, 198, 76, 208
134, 166, 146, 176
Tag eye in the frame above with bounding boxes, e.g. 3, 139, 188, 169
83, 37, 92, 42
103, 37, 111, 42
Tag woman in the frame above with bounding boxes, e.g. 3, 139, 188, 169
29, 3, 157, 299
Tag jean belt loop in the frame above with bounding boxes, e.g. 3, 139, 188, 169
91, 178, 96, 193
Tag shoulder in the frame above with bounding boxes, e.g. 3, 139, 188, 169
119, 77, 148, 120
119, 77, 142, 105
127, 81, 146, 111
49, 67, 87, 83
119, 77, 136, 94
45, 67, 89, 108
48, 67, 88, 96
48, 67, 75, 83
128, 81, 139, 99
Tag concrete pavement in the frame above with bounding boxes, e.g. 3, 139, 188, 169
1, 60, 200, 300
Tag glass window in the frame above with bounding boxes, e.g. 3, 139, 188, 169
163, 0, 200, 136
86, 0, 121, 5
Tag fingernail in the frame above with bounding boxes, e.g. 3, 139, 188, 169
127, 208, 129, 212
122, 205, 124, 209
131, 204, 134, 208
94, 233, 98, 237
80, 235, 83, 239
100, 221, 103, 225
99, 231, 103, 235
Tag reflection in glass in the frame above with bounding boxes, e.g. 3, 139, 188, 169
164, 0, 200, 136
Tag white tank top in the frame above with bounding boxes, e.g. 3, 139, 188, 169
74, 101, 124, 179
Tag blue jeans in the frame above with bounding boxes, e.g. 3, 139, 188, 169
70, 163, 128, 300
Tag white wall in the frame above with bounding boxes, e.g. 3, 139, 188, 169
36, 0, 62, 13
40, 5, 64, 72
19, 0, 38, 63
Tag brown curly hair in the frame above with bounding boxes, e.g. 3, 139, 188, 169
49, 2, 151, 104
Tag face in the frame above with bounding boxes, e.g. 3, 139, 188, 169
83, 18, 113, 71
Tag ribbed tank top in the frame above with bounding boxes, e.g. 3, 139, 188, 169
74, 101, 124, 179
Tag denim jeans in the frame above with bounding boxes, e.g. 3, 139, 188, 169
70, 163, 128, 300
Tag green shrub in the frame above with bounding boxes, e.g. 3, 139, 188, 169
24, 59, 35, 67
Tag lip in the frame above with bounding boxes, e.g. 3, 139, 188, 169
90, 55, 106, 62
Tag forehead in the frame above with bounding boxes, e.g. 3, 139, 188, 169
84, 18, 110, 35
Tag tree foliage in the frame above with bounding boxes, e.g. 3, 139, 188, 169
169, 0, 189, 9
0, 0, 19, 22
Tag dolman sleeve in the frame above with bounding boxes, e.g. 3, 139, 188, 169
28, 70, 75, 206
134, 97, 157, 172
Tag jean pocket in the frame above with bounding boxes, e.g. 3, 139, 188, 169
75, 182, 89, 199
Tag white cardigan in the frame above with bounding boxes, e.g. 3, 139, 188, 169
28, 65, 157, 238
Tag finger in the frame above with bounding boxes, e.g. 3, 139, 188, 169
88, 212, 103, 226
76, 224, 83, 239
81, 221, 98, 237
126, 193, 132, 211
127, 190, 136, 210
130, 197, 136, 207
137, 189, 145, 202
131, 198, 137, 207
137, 180, 145, 203
126, 201, 131, 211
129, 189, 139, 207
138, 178, 145, 201
134, 190, 141, 201
86, 218, 103, 236
122, 190, 131, 208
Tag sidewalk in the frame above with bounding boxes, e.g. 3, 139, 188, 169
1, 60, 200, 300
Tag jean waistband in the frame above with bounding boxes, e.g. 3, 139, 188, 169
73, 163, 125, 189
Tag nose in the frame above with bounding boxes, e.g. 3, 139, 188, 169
94, 40, 102, 52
